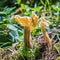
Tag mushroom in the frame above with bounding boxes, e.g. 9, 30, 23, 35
39, 18, 52, 50
11, 13, 38, 48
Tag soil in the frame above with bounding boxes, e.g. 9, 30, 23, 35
0, 31, 59, 60
34, 31, 58, 60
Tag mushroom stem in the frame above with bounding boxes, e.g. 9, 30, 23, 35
24, 26, 33, 48
41, 25, 52, 52
41, 25, 52, 46
40, 18, 52, 51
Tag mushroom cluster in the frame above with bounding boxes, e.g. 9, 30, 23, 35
11, 13, 52, 51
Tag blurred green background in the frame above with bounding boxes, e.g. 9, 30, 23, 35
0, 0, 60, 47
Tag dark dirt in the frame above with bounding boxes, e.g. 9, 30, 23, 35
34, 31, 58, 60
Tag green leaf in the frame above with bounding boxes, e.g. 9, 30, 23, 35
3, 7, 16, 15
0, 12, 7, 15
7, 24, 17, 31
32, 27, 41, 36
0, 42, 12, 48
21, 4, 26, 9
46, 0, 49, 5
30, 7, 42, 11
52, 5, 57, 10
17, 0, 21, 4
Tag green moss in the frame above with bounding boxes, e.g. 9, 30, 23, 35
17, 40, 39, 58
